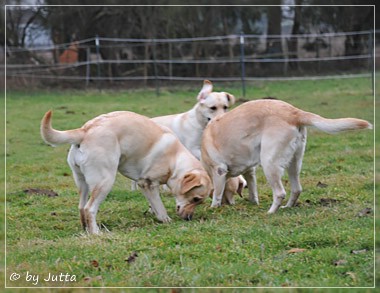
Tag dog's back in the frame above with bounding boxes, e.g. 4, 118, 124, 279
203, 99, 371, 150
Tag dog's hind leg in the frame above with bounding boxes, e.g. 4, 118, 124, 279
210, 166, 227, 207
260, 129, 296, 214
68, 148, 90, 231
244, 167, 259, 205
262, 163, 286, 214
72, 170, 89, 230
283, 157, 302, 208
84, 175, 115, 234
283, 127, 307, 208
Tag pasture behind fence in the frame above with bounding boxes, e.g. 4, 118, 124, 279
5, 30, 375, 94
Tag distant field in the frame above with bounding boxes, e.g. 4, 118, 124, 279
4, 78, 375, 289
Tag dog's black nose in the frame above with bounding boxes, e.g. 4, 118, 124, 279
207, 118, 211, 121
186, 214, 193, 221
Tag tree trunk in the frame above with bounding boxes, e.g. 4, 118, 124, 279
289, 1, 302, 70
266, 1, 282, 55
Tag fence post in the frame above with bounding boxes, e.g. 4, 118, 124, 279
152, 39, 160, 97
240, 32, 246, 97
369, 30, 374, 95
86, 46, 90, 87
95, 35, 101, 90
316, 38, 321, 72
169, 42, 172, 81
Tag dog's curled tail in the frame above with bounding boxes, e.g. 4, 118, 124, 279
299, 111, 372, 134
41, 110, 85, 146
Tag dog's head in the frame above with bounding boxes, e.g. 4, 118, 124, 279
222, 175, 247, 205
207, 175, 247, 205
174, 170, 212, 220
197, 80, 236, 124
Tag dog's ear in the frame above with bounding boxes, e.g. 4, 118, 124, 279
225, 92, 236, 106
236, 181, 244, 197
236, 175, 246, 197
181, 173, 202, 194
197, 80, 213, 103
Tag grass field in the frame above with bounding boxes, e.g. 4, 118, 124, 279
4, 77, 375, 289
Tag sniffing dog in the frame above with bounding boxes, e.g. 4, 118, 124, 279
201, 99, 372, 213
41, 110, 212, 234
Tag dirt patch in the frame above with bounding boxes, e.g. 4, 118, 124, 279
357, 207, 372, 217
319, 198, 339, 206
304, 198, 340, 206
125, 251, 138, 264
23, 188, 58, 197
316, 181, 328, 188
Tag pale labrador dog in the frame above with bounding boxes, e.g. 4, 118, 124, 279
151, 80, 246, 202
41, 110, 212, 234
152, 80, 235, 160
201, 99, 372, 213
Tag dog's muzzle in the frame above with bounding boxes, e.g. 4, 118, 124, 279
179, 212, 193, 221
177, 205, 195, 221
185, 214, 193, 221
178, 210, 194, 221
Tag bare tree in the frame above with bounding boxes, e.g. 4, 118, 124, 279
303, 1, 374, 56
288, 0, 302, 70
6, 4, 44, 47
266, 0, 282, 56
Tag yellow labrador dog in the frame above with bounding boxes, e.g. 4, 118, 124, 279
41, 110, 212, 234
152, 80, 235, 160
132, 80, 246, 200
201, 99, 372, 213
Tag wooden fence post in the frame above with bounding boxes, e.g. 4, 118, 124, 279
240, 32, 246, 97
95, 35, 101, 90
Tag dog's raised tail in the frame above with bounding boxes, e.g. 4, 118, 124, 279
41, 110, 85, 146
299, 111, 372, 134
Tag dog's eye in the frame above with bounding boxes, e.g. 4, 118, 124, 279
193, 197, 202, 203
210, 106, 217, 111
223, 105, 228, 110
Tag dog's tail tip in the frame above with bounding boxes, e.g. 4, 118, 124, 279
357, 120, 373, 130
203, 79, 212, 85
44, 109, 53, 119
41, 110, 54, 146
41, 109, 84, 146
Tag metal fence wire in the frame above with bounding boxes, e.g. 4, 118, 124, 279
5, 30, 375, 93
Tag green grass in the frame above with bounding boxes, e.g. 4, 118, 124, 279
4, 78, 375, 288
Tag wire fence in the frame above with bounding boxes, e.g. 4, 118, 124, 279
4, 30, 376, 94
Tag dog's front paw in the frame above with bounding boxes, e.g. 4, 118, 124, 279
210, 201, 221, 208
267, 206, 280, 214
158, 215, 172, 223
86, 225, 101, 235
248, 194, 259, 205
